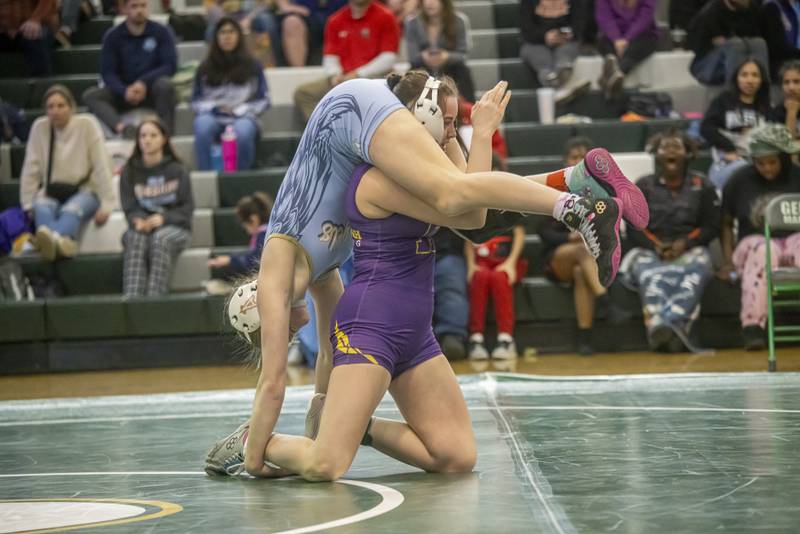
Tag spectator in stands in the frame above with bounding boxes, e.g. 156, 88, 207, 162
204, 0, 276, 44
718, 123, 800, 350
688, 0, 768, 86
83, 0, 177, 138
293, 0, 399, 121
0, 0, 56, 76
701, 57, 771, 190
432, 228, 468, 360
19, 85, 114, 262
192, 17, 270, 172
120, 117, 193, 297
465, 175, 526, 361
269, 0, 347, 67
518, 0, 591, 103
538, 137, 619, 356
385, 0, 418, 26
207, 191, 272, 284
404, 0, 475, 102
668, 0, 707, 49
595, 0, 657, 100
212, 2, 278, 66
772, 60, 800, 138
622, 128, 720, 353
55, 0, 95, 47
761, 0, 800, 80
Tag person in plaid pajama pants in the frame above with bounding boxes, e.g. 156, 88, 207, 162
120, 117, 193, 296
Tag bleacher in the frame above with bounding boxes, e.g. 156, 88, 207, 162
0, 0, 747, 373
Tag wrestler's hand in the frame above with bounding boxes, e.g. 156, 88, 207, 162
470, 81, 510, 139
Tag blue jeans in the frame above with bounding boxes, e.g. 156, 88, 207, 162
690, 37, 769, 85
33, 191, 99, 239
433, 254, 468, 340
297, 257, 354, 367
193, 113, 260, 171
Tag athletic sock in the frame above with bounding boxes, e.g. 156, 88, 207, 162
552, 192, 583, 223
545, 166, 575, 191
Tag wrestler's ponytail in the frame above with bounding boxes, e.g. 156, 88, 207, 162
386, 72, 403, 91
387, 69, 458, 109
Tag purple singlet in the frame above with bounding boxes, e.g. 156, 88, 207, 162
330, 164, 443, 378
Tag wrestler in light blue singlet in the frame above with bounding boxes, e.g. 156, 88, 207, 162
266, 78, 405, 281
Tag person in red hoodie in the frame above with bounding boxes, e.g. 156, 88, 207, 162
293, 0, 400, 121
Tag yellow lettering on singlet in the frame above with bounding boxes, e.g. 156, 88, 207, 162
334, 322, 378, 365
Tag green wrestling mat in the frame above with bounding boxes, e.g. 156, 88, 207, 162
2, 373, 799, 533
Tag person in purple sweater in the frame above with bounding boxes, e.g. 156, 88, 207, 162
595, 0, 658, 99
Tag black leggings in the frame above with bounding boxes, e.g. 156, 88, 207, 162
599, 32, 658, 74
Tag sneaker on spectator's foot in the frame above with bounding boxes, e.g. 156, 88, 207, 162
440, 334, 466, 360
605, 69, 625, 100
577, 328, 594, 356
555, 78, 590, 106
54, 27, 72, 48
561, 196, 623, 287
544, 70, 559, 87
598, 54, 618, 90
570, 148, 650, 229
648, 324, 675, 351
287, 338, 304, 366
491, 333, 518, 360
742, 325, 767, 351
35, 226, 57, 262
56, 234, 77, 258
468, 333, 490, 360
556, 67, 573, 88
305, 393, 326, 439
204, 421, 249, 476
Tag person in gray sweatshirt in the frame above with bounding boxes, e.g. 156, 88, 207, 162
119, 117, 194, 297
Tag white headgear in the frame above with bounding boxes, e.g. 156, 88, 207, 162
413, 76, 445, 145
228, 280, 260, 341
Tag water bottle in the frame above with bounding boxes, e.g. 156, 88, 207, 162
210, 144, 223, 172
221, 125, 238, 172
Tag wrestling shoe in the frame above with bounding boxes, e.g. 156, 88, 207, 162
204, 420, 249, 476
569, 148, 649, 229
453, 210, 528, 244
305, 393, 326, 440
561, 196, 623, 288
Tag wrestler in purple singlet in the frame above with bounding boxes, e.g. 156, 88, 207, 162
330, 163, 443, 377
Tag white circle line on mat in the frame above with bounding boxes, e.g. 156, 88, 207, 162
0, 472, 404, 533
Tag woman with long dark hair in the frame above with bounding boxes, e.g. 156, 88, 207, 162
404, 0, 476, 102
120, 117, 194, 297
192, 17, 270, 171
701, 57, 771, 190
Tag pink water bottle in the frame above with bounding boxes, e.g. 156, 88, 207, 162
221, 125, 238, 172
